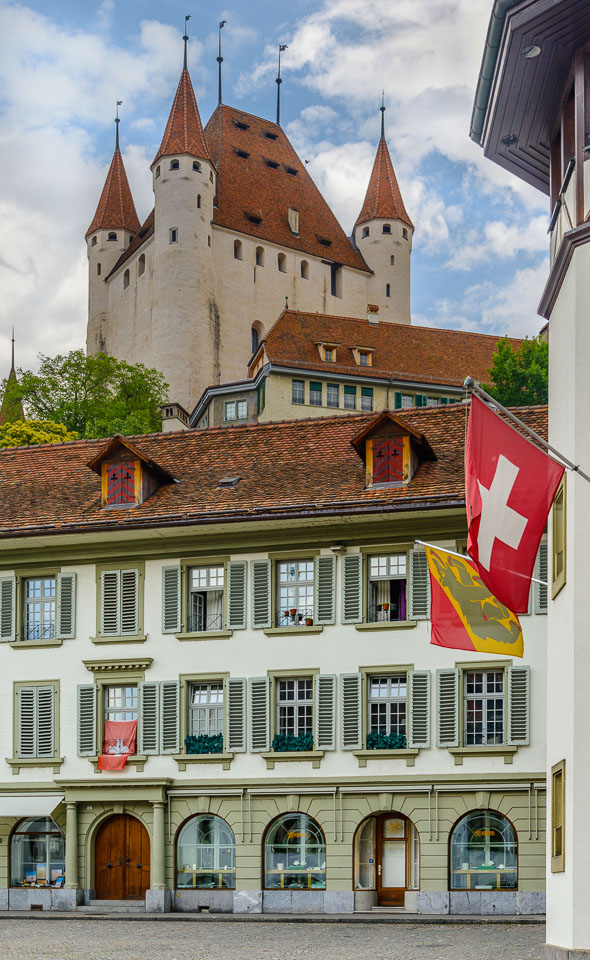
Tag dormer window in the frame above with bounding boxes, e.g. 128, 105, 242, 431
354, 347, 374, 367
264, 157, 279, 169
264, 131, 278, 140
235, 148, 250, 159
89, 436, 176, 509
106, 462, 137, 506
317, 236, 332, 247
288, 208, 299, 235
382, 224, 391, 234
170, 159, 180, 170
284, 165, 298, 176
318, 342, 338, 363
351, 411, 437, 490
245, 210, 262, 224
107, 232, 117, 242
234, 119, 250, 130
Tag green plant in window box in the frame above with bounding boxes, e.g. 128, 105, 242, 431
272, 732, 313, 752
184, 733, 223, 754
366, 732, 407, 750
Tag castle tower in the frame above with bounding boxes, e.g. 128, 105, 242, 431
353, 98, 413, 324
149, 35, 218, 411
86, 114, 141, 355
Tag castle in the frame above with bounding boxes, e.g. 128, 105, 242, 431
86, 41, 414, 412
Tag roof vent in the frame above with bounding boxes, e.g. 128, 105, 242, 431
218, 476, 241, 488
234, 148, 250, 159
316, 235, 332, 247
284, 165, 298, 176
264, 158, 279, 169
234, 119, 250, 130
264, 130, 278, 140
245, 210, 262, 224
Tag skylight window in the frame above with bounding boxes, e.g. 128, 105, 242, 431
264, 158, 279, 169
218, 476, 240, 488
235, 148, 250, 159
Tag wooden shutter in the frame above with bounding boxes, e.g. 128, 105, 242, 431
394, 392, 402, 409
342, 554, 362, 623
120, 569, 139, 635
248, 677, 269, 752
100, 571, 119, 636
409, 548, 430, 620
534, 543, 548, 614
139, 682, 159, 754
159, 681, 179, 754
57, 572, 76, 639
372, 438, 404, 483
314, 555, 336, 625
340, 673, 362, 750
161, 566, 181, 634
17, 686, 36, 758
226, 677, 246, 752
251, 560, 271, 629
227, 561, 247, 630
508, 666, 530, 746
37, 686, 55, 758
408, 670, 430, 748
77, 684, 97, 756
0, 576, 15, 642
436, 669, 459, 747
314, 674, 336, 750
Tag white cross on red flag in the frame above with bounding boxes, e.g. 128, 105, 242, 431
465, 395, 564, 613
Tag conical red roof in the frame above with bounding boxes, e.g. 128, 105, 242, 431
86, 148, 140, 238
153, 68, 213, 166
355, 137, 413, 229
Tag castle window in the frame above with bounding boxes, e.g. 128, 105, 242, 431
123, 269, 130, 290
138, 254, 145, 277
209, 171, 214, 182
251, 326, 259, 353
107, 232, 117, 242
330, 263, 342, 298
264, 130, 278, 140
197, 194, 201, 209
169, 228, 178, 244
277, 252, 287, 273
234, 119, 249, 130
382, 223, 391, 234
362, 227, 369, 238
284, 165, 298, 176
403, 228, 409, 240
234, 240, 243, 260
170, 159, 180, 170
193, 161, 201, 172
386, 283, 391, 297
235, 148, 250, 159
300, 260, 309, 280
97, 263, 101, 276
91, 236, 97, 246
256, 246, 265, 267
208, 235, 211, 247
264, 158, 279, 169
155, 166, 160, 178
288, 208, 299, 235
390, 255, 395, 265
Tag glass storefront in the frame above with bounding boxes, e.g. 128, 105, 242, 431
264, 814, 325, 890
176, 815, 235, 889
450, 810, 517, 890
11, 818, 65, 887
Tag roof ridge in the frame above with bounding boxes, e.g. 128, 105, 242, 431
279, 310, 524, 344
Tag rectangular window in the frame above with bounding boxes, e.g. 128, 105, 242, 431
344, 385, 356, 409
361, 387, 374, 412
401, 394, 413, 409
292, 380, 304, 405
326, 384, 339, 408
23, 577, 56, 641
323, 346, 336, 362
288, 207, 299, 235
426, 397, 438, 407
169, 228, 178, 244
277, 559, 314, 627
552, 478, 566, 598
277, 678, 313, 736
16, 683, 57, 760
188, 565, 224, 633
367, 554, 407, 623
104, 684, 137, 756
330, 263, 342, 298
236, 400, 247, 419
99, 568, 140, 638
224, 401, 236, 421
368, 674, 407, 740
106, 462, 136, 505
309, 382, 322, 406
189, 682, 224, 737
551, 759, 565, 872
464, 670, 504, 745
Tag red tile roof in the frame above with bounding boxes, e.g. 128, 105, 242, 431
153, 68, 213, 166
0, 405, 547, 537
86, 149, 141, 238
258, 310, 523, 389
355, 137, 413, 229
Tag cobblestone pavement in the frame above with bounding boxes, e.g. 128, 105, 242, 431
0, 919, 545, 960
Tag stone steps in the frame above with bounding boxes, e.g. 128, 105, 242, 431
78, 899, 145, 914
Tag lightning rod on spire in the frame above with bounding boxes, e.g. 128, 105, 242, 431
276, 43, 288, 126
10, 326, 14, 374
115, 100, 123, 150
380, 91, 386, 140
183, 14, 191, 69
218, 19, 227, 106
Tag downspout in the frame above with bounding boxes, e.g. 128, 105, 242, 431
470, 0, 523, 144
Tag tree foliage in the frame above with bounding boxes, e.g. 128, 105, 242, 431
0, 419, 78, 449
5, 351, 168, 439
485, 336, 548, 407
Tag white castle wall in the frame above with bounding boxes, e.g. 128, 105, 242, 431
354, 217, 412, 325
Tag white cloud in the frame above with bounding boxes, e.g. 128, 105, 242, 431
446, 216, 548, 271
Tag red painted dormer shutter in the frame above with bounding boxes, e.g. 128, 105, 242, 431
372, 438, 404, 483
106, 462, 136, 504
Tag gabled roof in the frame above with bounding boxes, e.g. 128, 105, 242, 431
257, 310, 523, 389
87, 435, 176, 483
351, 411, 436, 461
204, 105, 370, 272
153, 68, 213, 166
355, 136, 413, 229
86, 148, 141, 238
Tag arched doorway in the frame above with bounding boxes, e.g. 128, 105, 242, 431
95, 814, 150, 900
354, 812, 419, 906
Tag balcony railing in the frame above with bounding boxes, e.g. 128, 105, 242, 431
23, 621, 55, 641
276, 608, 314, 627
367, 604, 403, 623
188, 612, 224, 633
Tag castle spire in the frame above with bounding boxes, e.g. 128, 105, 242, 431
86, 109, 141, 237
183, 14, 190, 69
355, 104, 413, 229
153, 32, 214, 167
380, 91, 385, 140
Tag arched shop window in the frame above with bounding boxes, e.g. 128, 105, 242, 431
449, 810, 517, 890
264, 813, 325, 890
11, 817, 65, 887
176, 814, 235, 889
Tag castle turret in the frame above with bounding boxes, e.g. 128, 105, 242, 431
150, 33, 218, 410
354, 98, 413, 325
86, 114, 140, 355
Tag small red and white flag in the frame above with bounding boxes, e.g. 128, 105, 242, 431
465, 395, 564, 613
97, 720, 137, 771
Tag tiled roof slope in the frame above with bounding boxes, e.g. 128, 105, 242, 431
107, 209, 155, 280
204, 105, 370, 273
355, 137, 413, 229
153, 68, 213, 166
86, 149, 141, 238
0, 405, 547, 537
260, 311, 524, 388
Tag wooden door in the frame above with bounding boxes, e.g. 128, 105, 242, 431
95, 815, 150, 900
376, 814, 407, 906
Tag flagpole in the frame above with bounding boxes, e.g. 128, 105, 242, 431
414, 540, 548, 587
464, 377, 590, 484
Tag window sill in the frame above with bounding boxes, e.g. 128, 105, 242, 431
173, 752, 234, 771
175, 630, 233, 641
354, 620, 417, 632
89, 755, 148, 773
91, 635, 147, 645
263, 626, 324, 637
449, 746, 518, 766
7, 757, 64, 775
353, 748, 419, 768
9, 639, 63, 649
262, 750, 324, 770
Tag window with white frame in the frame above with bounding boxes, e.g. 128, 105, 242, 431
224, 400, 247, 421
368, 674, 407, 745
277, 559, 314, 627
367, 554, 407, 622
309, 382, 322, 406
189, 566, 224, 633
292, 380, 305, 405
326, 383, 339, 408
23, 577, 56, 641
104, 685, 137, 723
400, 394, 413, 409
464, 670, 504, 745
360, 387, 373, 412
189, 682, 223, 738
277, 678, 313, 737
343, 385, 356, 409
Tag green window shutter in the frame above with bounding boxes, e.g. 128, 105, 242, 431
57, 572, 76, 640
100, 570, 119, 636
340, 673, 362, 750
77, 684, 97, 757
159, 681, 179, 754
227, 561, 247, 630
414, 394, 423, 407
534, 542, 548, 614
314, 674, 336, 750
139, 682, 159, 755
439, 397, 448, 405
226, 677, 247, 752
361, 387, 373, 397
17, 686, 36, 758
120, 569, 139, 635
394, 392, 402, 409
344, 385, 356, 395
161, 566, 181, 634
436, 669, 459, 747
409, 548, 430, 620
314, 555, 336, 625
408, 671, 430, 749
248, 677, 269, 752
0, 576, 15, 642
508, 666, 530, 746
37, 686, 55, 758
251, 560, 271, 629
342, 554, 362, 623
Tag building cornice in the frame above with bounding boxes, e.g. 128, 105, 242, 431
538, 221, 590, 319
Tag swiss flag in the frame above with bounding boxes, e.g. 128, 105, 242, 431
97, 720, 137, 771
465, 395, 564, 612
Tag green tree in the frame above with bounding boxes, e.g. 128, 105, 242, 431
485, 336, 548, 407
0, 419, 78, 448
5, 351, 168, 439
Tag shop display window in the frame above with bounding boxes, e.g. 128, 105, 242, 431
450, 810, 517, 890
264, 813, 325, 890
11, 818, 65, 887
176, 815, 235, 889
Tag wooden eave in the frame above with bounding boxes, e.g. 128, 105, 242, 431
351, 411, 436, 463
87, 435, 176, 483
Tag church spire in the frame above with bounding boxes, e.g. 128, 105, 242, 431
0, 330, 25, 426
355, 99, 413, 229
153, 30, 214, 167
86, 110, 141, 237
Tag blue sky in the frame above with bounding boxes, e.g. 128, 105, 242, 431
0, 0, 549, 373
